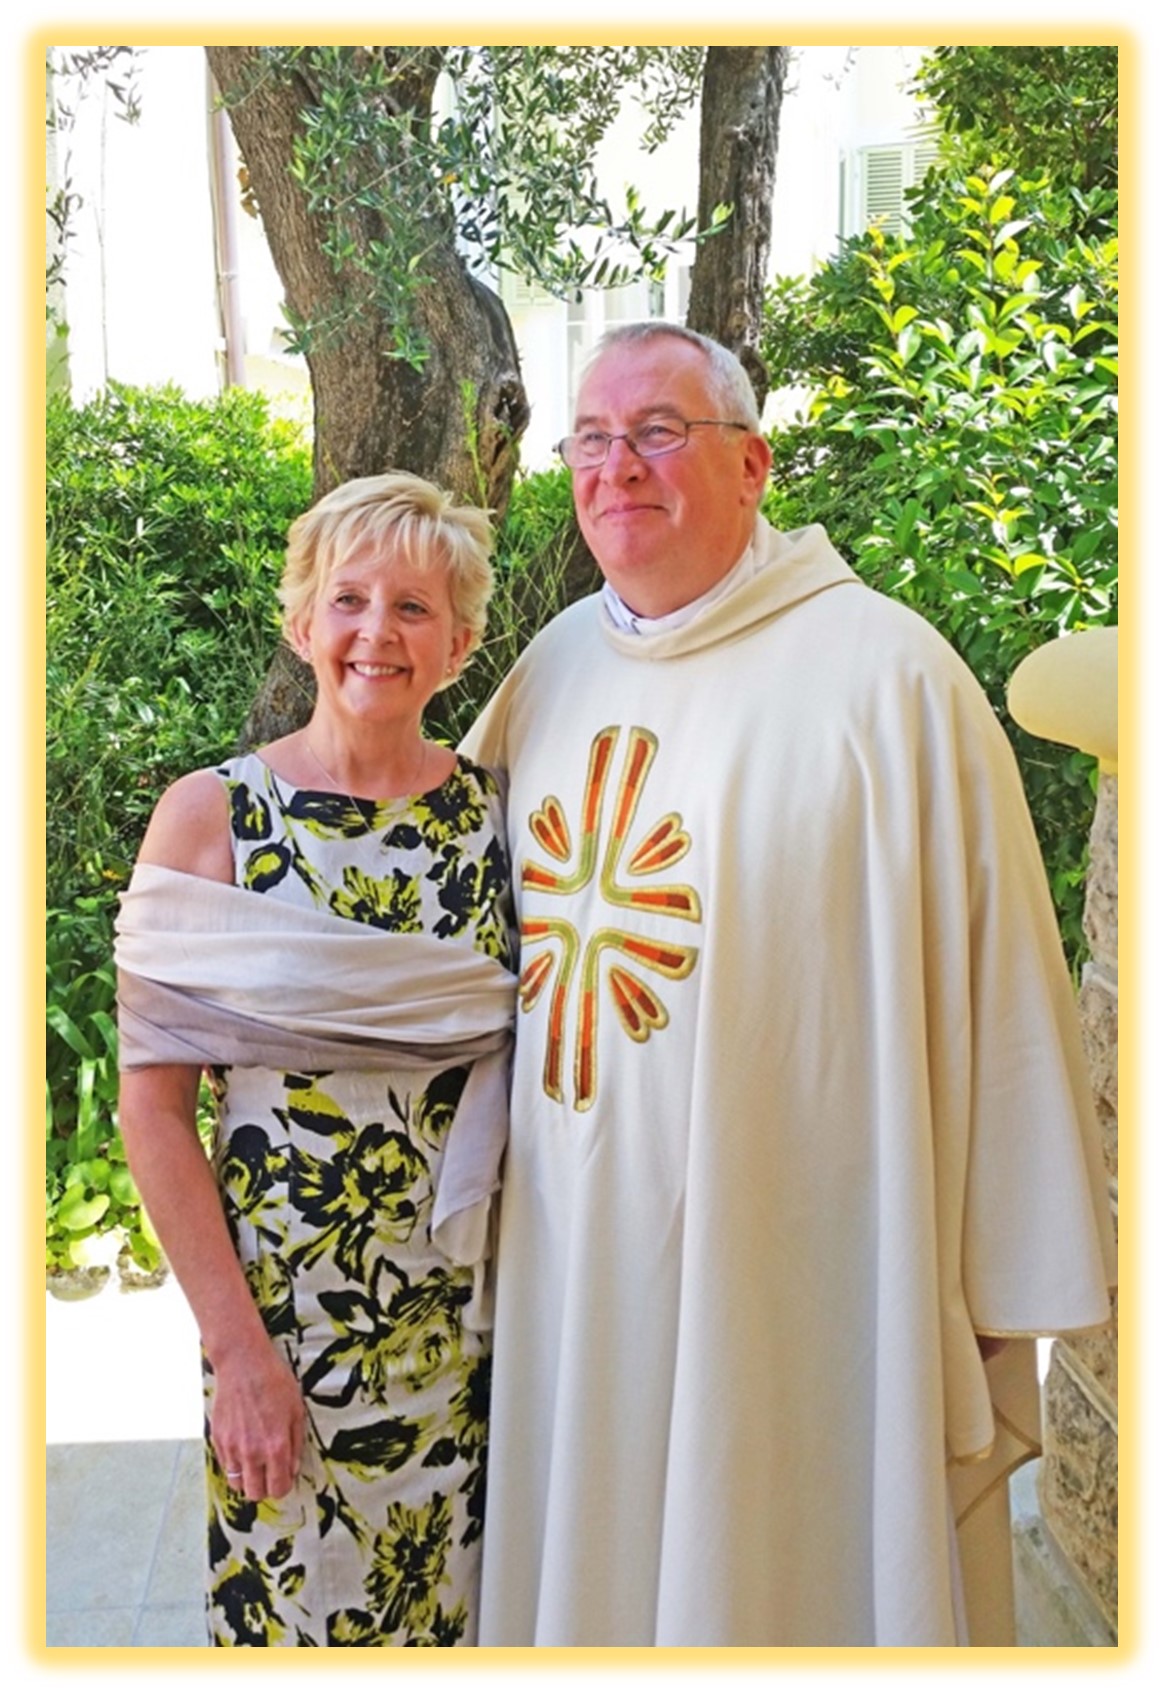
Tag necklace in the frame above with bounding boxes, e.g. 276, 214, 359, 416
305, 736, 429, 805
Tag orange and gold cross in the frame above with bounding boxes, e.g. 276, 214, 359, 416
519, 726, 702, 1111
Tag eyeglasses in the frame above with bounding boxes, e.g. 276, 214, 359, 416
555, 418, 749, 470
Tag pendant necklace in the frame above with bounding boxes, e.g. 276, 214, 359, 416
305, 736, 429, 806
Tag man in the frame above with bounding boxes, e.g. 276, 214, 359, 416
464, 324, 1115, 1647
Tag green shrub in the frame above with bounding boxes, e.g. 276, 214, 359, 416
45, 900, 150, 1272
46, 382, 311, 1272
909, 45, 1117, 196
761, 167, 1117, 968
47, 382, 311, 903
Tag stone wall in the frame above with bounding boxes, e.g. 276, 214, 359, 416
1036, 772, 1118, 1637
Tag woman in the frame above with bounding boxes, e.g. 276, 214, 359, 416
115, 472, 516, 1647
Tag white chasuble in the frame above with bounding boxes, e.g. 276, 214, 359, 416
463, 518, 1115, 1647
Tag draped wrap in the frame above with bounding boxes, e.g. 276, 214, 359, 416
114, 862, 517, 1271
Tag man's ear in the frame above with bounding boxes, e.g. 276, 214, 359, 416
741, 430, 773, 505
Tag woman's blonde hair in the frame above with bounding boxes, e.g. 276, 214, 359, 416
279, 471, 495, 672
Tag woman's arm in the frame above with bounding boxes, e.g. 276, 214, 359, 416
135, 767, 236, 883
119, 1064, 305, 1498
120, 765, 305, 1499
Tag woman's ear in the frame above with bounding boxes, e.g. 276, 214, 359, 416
447, 624, 474, 679
286, 613, 313, 664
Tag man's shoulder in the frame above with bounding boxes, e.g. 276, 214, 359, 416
515, 592, 603, 664
796, 568, 970, 664
765, 569, 1000, 733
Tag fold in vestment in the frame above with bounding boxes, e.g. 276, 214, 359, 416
114, 862, 517, 1268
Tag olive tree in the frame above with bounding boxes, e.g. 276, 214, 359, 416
204, 45, 713, 509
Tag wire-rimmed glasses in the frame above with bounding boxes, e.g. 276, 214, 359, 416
555, 418, 749, 470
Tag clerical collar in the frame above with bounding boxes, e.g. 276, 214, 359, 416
600, 534, 761, 636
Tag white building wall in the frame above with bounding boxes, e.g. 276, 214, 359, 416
59, 46, 221, 401
768, 46, 929, 273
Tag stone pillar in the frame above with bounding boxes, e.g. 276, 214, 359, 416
1006, 628, 1118, 1645
1036, 773, 1118, 1637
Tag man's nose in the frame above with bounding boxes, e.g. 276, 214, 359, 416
600, 434, 646, 482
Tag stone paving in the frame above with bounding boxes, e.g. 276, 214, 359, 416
45, 1274, 206, 1648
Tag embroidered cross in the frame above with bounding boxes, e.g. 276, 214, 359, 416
518, 726, 701, 1111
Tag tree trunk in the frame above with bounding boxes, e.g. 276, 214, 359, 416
685, 46, 788, 414
205, 46, 529, 509
205, 46, 532, 743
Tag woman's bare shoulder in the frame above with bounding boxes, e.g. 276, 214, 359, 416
137, 768, 234, 884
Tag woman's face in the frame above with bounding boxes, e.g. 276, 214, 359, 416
297, 540, 472, 735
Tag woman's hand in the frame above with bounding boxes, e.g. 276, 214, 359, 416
208, 1333, 307, 1501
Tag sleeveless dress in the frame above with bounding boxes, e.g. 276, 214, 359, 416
203, 751, 514, 1648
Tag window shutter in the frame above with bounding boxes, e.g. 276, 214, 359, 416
847, 131, 943, 239
500, 266, 554, 308
912, 135, 941, 182
863, 147, 906, 234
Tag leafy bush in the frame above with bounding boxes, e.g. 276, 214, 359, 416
46, 382, 311, 1272
47, 382, 311, 904
761, 167, 1117, 967
45, 901, 147, 1272
909, 45, 1117, 195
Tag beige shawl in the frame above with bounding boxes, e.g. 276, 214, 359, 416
114, 863, 516, 1271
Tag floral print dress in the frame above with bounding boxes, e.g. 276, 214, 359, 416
204, 751, 514, 1647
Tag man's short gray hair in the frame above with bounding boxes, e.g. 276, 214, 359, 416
578, 321, 761, 431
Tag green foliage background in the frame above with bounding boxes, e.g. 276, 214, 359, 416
759, 50, 1117, 969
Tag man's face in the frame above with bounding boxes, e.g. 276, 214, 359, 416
570, 336, 772, 619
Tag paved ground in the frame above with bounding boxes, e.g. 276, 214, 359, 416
46, 1436, 205, 1646
45, 1274, 207, 1648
